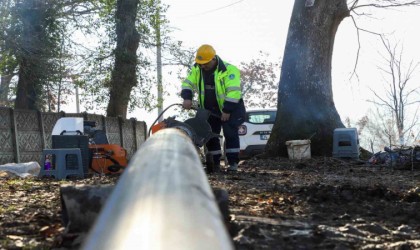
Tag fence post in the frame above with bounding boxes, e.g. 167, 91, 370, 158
101, 115, 106, 133
130, 117, 137, 151
82, 129, 233, 250
10, 108, 20, 163
117, 116, 124, 148
38, 111, 46, 150
141, 121, 147, 142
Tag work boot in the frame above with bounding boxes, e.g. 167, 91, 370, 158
213, 163, 221, 173
227, 163, 238, 172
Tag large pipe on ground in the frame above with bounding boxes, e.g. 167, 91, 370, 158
82, 128, 233, 250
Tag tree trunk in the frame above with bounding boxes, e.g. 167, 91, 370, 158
14, 0, 52, 111
106, 0, 140, 118
267, 0, 349, 157
15, 51, 42, 110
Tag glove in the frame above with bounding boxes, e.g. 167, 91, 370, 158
221, 112, 230, 122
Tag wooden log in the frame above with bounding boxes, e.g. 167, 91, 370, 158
60, 184, 114, 232
82, 128, 233, 250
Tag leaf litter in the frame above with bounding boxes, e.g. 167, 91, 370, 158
0, 156, 419, 249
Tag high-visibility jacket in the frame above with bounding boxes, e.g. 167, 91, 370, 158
181, 56, 242, 113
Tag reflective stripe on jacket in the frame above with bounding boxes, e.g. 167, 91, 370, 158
181, 56, 242, 113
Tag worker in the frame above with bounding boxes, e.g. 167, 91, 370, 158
181, 44, 246, 172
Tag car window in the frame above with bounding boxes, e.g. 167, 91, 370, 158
246, 111, 276, 124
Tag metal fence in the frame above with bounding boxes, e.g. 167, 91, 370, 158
0, 107, 147, 165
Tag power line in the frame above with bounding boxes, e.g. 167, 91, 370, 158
177, 0, 245, 19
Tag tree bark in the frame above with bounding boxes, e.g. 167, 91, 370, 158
267, 0, 349, 157
14, 1, 43, 110
106, 0, 140, 118
15, 58, 40, 110
13, 0, 56, 111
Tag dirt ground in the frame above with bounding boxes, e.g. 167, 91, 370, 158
1, 156, 419, 249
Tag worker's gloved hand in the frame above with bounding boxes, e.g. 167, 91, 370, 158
182, 99, 192, 110
221, 112, 230, 122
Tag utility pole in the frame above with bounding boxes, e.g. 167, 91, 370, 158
71, 76, 80, 113
75, 85, 80, 113
156, 5, 163, 122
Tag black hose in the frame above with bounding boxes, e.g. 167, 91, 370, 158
147, 104, 220, 137
147, 103, 184, 137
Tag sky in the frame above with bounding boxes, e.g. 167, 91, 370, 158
64, 0, 420, 130
141, 0, 420, 127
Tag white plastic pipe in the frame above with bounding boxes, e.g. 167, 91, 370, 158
82, 128, 233, 250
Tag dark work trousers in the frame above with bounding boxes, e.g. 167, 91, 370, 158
206, 105, 245, 166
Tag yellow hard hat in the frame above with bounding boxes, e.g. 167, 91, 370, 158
195, 44, 216, 64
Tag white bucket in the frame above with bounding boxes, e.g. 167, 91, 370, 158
285, 140, 311, 160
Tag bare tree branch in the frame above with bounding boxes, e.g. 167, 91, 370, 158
347, 0, 420, 79
368, 35, 419, 145
350, 0, 420, 11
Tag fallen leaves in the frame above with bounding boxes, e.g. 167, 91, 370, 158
39, 224, 65, 238
210, 156, 420, 249
1, 157, 419, 249
0, 175, 118, 249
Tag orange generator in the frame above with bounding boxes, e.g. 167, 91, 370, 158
83, 121, 128, 175
89, 144, 128, 174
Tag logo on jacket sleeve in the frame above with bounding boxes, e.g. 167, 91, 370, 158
229, 74, 235, 80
